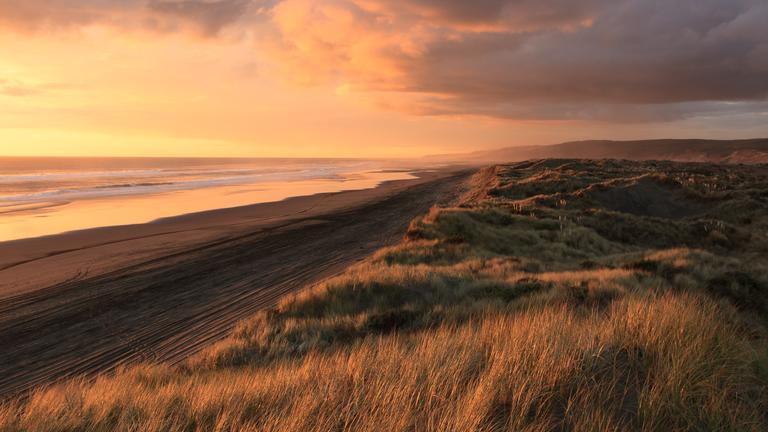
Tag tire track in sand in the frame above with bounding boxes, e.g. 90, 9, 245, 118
0, 171, 471, 399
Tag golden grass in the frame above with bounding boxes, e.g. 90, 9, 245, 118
2, 160, 767, 431
3, 295, 764, 431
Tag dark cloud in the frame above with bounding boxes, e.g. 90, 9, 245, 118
401, 1, 768, 105
0, 0, 252, 35
405, 98, 768, 124
147, 0, 251, 35
262, 0, 768, 122
0, 1, 138, 31
401, 0, 604, 29
2, 0, 766, 122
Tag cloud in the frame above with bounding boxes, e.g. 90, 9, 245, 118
0, 78, 73, 97
0, 80, 38, 97
0, 1, 136, 31
147, 0, 251, 35
0, 0, 251, 35
1, 0, 766, 122
365, 0, 604, 30
258, 0, 768, 121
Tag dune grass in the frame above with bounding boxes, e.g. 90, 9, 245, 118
2, 159, 767, 431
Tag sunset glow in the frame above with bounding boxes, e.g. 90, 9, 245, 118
2, 3, 768, 426
2, 0, 767, 157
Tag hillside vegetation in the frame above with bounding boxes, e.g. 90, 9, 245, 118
3, 160, 768, 431
427, 138, 768, 165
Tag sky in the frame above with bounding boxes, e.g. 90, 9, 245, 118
0, 0, 767, 158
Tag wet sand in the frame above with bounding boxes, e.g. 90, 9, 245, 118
0, 170, 416, 242
0, 168, 472, 398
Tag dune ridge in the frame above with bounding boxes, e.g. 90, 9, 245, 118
2, 159, 766, 431
428, 138, 768, 164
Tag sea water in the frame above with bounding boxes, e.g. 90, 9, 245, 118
0, 157, 415, 241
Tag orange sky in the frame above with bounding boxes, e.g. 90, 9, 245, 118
0, 28, 528, 157
1, 1, 766, 158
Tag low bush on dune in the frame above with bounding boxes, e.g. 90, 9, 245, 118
2, 160, 767, 431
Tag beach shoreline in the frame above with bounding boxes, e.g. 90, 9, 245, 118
0, 167, 473, 398
0, 168, 418, 243
0, 169, 445, 296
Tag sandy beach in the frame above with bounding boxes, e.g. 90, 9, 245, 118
0, 168, 472, 398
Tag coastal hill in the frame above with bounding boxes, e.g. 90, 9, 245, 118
427, 138, 768, 164
3, 159, 766, 430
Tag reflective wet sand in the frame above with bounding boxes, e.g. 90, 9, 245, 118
0, 170, 414, 241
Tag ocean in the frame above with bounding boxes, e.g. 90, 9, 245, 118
0, 157, 415, 241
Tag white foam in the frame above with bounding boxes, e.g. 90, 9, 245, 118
0, 163, 361, 204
